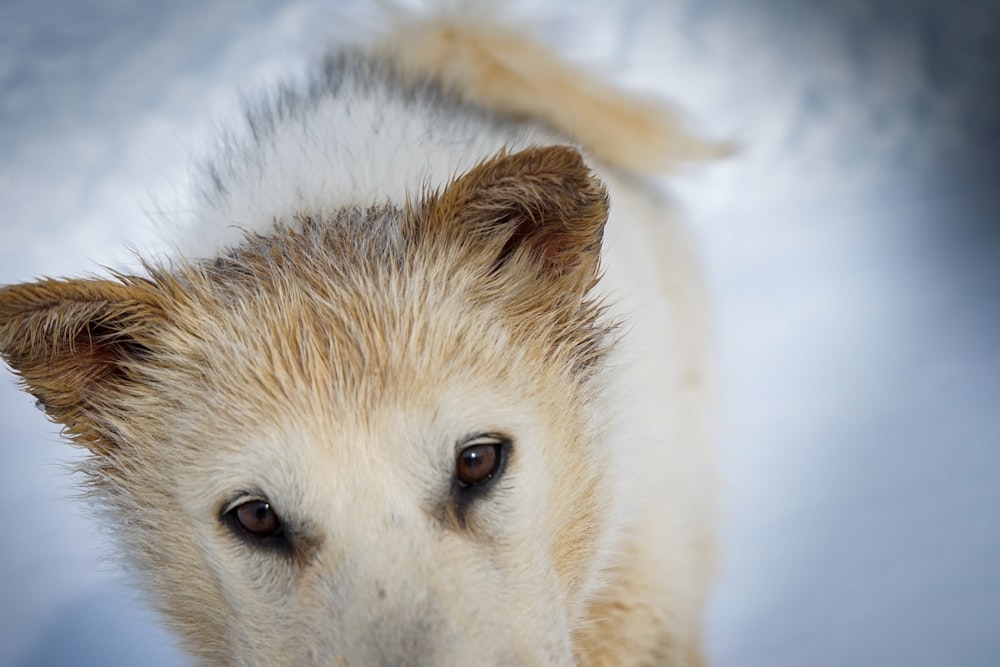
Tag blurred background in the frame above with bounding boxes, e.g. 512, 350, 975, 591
1, 0, 998, 665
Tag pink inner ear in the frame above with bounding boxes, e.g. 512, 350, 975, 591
490, 229, 589, 281
541, 236, 578, 265
491, 209, 580, 274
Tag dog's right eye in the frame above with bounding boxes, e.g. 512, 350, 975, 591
228, 499, 282, 538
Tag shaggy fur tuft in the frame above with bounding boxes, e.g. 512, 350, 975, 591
379, 16, 732, 172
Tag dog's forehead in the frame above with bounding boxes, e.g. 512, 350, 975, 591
180, 217, 506, 390
192, 266, 510, 410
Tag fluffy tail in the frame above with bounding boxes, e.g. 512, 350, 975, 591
373, 10, 731, 173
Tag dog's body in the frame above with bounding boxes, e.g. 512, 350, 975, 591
0, 12, 717, 667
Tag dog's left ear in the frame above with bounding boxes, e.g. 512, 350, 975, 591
418, 145, 609, 288
0, 277, 168, 455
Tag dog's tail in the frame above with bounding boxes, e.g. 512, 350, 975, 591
372, 8, 731, 174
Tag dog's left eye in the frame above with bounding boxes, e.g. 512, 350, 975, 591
228, 499, 282, 538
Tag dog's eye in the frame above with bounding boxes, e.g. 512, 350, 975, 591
456, 436, 507, 487
229, 499, 281, 538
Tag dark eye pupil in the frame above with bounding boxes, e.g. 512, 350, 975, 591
234, 500, 280, 537
456, 442, 500, 486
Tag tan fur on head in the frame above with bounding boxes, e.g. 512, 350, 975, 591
0, 147, 646, 665
382, 19, 733, 172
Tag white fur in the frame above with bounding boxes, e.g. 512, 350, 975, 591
176, 65, 556, 258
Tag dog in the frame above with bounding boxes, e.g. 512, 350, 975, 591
0, 8, 721, 666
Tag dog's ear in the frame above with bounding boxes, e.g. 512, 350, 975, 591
0, 276, 167, 454
418, 145, 609, 287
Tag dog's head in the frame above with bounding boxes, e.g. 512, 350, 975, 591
0, 146, 621, 665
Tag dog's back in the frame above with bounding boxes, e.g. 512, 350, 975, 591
0, 10, 718, 667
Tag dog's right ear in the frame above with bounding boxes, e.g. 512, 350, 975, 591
0, 276, 168, 455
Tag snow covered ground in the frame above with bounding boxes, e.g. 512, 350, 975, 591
1, 1, 997, 665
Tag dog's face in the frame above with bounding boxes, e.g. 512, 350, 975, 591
0, 147, 621, 665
